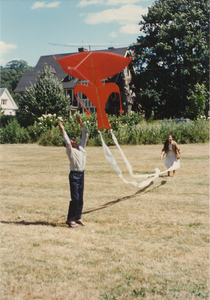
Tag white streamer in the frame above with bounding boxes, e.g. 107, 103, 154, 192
98, 130, 180, 188
99, 131, 160, 188
110, 130, 180, 177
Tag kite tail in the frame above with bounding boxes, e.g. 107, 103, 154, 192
99, 130, 159, 188
110, 129, 159, 178
110, 130, 180, 177
119, 93, 124, 115
74, 89, 91, 117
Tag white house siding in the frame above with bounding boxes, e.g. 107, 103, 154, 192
0, 88, 18, 115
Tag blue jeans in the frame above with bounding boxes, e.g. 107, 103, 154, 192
67, 171, 84, 221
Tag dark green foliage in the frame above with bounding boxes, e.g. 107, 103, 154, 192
185, 83, 208, 118
0, 119, 29, 144
130, 0, 209, 120
27, 114, 62, 144
111, 112, 144, 126
0, 60, 34, 104
0, 115, 16, 127
18, 64, 70, 127
27, 123, 44, 143
38, 126, 63, 147
0, 113, 209, 145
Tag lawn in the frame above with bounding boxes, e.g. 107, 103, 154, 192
0, 142, 209, 300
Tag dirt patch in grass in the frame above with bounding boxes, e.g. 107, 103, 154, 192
0, 143, 209, 299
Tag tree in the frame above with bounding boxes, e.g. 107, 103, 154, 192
18, 65, 70, 126
130, 0, 209, 119
0, 60, 34, 104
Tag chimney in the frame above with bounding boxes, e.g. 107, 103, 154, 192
50, 67, 56, 76
78, 47, 88, 52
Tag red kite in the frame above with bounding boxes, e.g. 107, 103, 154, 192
54, 51, 132, 130
54, 51, 178, 188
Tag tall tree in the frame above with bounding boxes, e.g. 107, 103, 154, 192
0, 60, 34, 104
18, 65, 70, 126
130, 0, 209, 119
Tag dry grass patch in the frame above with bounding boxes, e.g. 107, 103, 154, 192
0, 143, 209, 300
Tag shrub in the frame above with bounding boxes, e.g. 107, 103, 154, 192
28, 114, 63, 143
18, 65, 70, 127
0, 115, 16, 127
0, 113, 209, 146
37, 113, 59, 129
0, 119, 29, 144
180, 119, 209, 143
38, 126, 63, 146
27, 122, 44, 143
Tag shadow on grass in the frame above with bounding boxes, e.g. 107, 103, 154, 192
0, 220, 66, 227
83, 180, 167, 214
0, 181, 167, 227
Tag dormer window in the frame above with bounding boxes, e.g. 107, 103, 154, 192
50, 68, 56, 76
1, 100, 7, 105
68, 75, 74, 80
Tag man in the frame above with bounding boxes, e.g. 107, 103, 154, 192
58, 115, 88, 228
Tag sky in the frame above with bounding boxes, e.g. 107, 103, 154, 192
1, 0, 155, 67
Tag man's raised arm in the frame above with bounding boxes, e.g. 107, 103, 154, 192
76, 115, 88, 148
58, 121, 72, 152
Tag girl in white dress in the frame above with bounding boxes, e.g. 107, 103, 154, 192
160, 134, 181, 177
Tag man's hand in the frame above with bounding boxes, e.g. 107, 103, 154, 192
76, 115, 83, 127
58, 121, 65, 133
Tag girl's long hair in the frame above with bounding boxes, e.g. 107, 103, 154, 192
164, 134, 173, 150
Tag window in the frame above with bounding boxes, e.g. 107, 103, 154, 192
1, 100, 7, 105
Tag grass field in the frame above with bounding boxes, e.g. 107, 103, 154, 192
0, 142, 209, 300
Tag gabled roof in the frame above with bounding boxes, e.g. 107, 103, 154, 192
0, 88, 5, 97
0, 88, 18, 109
14, 47, 129, 93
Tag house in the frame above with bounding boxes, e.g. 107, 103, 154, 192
14, 47, 134, 115
0, 88, 18, 115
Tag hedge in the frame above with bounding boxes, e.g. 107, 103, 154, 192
0, 113, 209, 146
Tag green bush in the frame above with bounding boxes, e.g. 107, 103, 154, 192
0, 115, 16, 127
109, 119, 209, 145
0, 119, 29, 144
38, 126, 63, 146
28, 114, 62, 143
27, 122, 43, 142
37, 113, 59, 129
180, 119, 209, 144
0, 113, 209, 146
